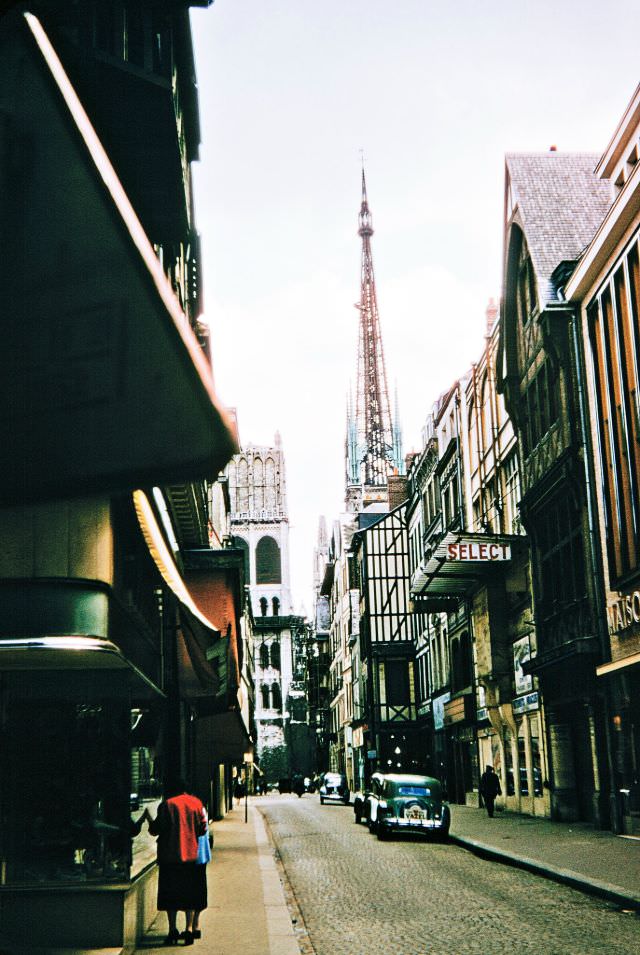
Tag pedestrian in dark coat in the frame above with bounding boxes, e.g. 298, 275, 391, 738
148, 778, 208, 945
480, 764, 502, 818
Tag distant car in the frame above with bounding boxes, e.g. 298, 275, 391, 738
368, 773, 450, 841
353, 772, 385, 825
319, 772, 350, 805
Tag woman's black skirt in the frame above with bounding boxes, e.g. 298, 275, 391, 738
157, 862, 207, 911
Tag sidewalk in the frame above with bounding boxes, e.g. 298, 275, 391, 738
450, 803, 640, 910
134, 802, 300, 955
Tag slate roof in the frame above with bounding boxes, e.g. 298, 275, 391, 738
505, 152, 613, 304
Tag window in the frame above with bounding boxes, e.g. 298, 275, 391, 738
383, 659, 411, 706
271, 683, 282, 710
536, 493, 586, 619
270, 642, 281, 671
589, 242, 640, 581
272, 596, 280, 616
259, 644, 269, 669
261, 685, 270, 708
256, 536, 281, 584
124, 3, 145, 67
517, 241, 538, 325
522, 361, 558, 456
503, 454, 521, 533
259, 597, 268, 617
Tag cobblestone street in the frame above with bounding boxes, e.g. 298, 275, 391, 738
259, 795, 640, 955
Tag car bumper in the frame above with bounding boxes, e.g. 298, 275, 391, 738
379, 816, 447, 832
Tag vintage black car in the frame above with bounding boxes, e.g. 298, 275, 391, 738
319, 771, 350, 805
368, 773, 450, 840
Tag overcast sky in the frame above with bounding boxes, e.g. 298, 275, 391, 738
190, 0, 640, 613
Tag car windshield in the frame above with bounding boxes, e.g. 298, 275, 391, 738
396, 785, 431, 797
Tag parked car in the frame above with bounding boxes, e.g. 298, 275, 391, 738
367, 773, 450, 841
319, 772, 350, 805
353, 772, 385, 825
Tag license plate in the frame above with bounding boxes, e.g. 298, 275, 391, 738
405, 807, 426, 820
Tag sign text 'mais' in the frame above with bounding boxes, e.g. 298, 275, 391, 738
607, 590, 640, 635
447, 541, 511, 562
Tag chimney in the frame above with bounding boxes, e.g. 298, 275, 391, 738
387, 474, 409, 508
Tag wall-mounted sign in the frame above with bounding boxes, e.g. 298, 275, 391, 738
607, 590, 640, 635
512, 691, 539, 715
447, 540, 511, 562
513, 635, 533, 695
433, 692, 451, 731
367, 749, 377, 759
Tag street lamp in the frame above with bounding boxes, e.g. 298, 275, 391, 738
243, 750, 253, 824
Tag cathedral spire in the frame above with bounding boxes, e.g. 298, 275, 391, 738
347, 167, 395, 509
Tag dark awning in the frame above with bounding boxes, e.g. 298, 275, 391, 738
0, 12, 237, 505
411, 531, 523, 600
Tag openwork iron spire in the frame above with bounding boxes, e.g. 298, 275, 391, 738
348, 168, 396, 506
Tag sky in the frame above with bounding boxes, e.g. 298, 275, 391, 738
189, 0, 640, 614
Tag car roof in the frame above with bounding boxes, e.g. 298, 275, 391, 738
383, 774, 440, 785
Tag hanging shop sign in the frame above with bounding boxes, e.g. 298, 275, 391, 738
446, 540, 511, 562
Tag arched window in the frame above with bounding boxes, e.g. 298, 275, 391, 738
265, 457, 276, 508
253, 457, 264, 510
270, 641, 281, 670
261, 685, 270, 709
259, 596, 268, 617
259, 643, 269, 669
237, 458, 249, 511
256, 536, 281, 584
232, 536, 250, 584
272, 596, 280, 616
271, 683, 282, 710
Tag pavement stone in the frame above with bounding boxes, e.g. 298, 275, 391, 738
450, 803, 640, 909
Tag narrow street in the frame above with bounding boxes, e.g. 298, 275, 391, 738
259, 794, 639, 955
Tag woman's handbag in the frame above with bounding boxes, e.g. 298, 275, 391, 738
197, 831, 212, 864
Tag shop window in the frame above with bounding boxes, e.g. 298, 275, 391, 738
530, 716, 544, 797
517, 728, 529, 796
256, 536, 281, 584
1, 674, 144, 886
504, 729, 515, 796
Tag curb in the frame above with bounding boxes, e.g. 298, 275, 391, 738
450, 834, 640, 912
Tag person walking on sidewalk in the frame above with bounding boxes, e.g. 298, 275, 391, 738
480, 764, 502, 818
148, 778, 208, 946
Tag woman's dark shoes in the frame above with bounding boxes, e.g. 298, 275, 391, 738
181, 930, 195, 945
193, 929, 202, 939
164, 929, 180, 945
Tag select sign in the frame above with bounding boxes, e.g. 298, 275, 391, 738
447, 541, 511, 562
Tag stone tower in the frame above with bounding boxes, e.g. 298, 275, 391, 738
226, 431, 293, 616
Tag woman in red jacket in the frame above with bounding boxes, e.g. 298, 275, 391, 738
148, 778, 208, 946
